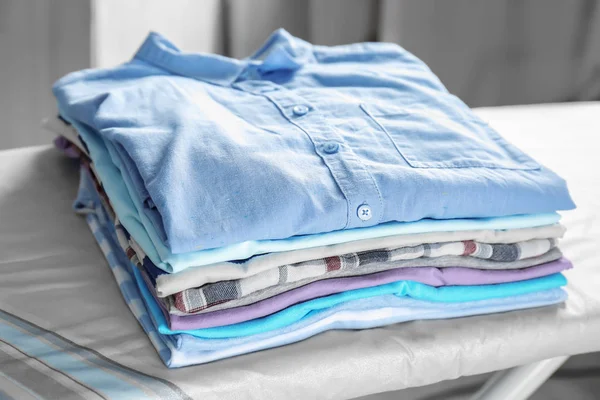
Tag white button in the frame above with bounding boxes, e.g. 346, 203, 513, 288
292, 105, 309, 116
322, 142, 339, 154
357, 204, 372, 221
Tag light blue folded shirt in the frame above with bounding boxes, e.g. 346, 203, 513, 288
54, 29, 575, 254
66, 113, 562, 273
84, 199, 566, 368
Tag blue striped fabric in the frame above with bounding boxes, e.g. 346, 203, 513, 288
0, 307, 189, 399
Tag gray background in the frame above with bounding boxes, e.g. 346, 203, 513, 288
1, 0, 600, 150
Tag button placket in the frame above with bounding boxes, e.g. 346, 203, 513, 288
237, 81, 383, 228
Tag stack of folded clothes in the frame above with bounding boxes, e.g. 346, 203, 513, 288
48, 29, 575, 368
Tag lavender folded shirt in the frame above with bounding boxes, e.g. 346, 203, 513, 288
164, 257, 571, 330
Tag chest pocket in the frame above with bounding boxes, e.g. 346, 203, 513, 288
360, 102, 539, 170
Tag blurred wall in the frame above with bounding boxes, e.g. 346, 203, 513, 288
380, 0, 600, 107
0, 0, 90, 150
91, 0, 223, 68
1, 0, 599, 150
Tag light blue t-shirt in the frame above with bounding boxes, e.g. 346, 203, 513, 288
54, 29, 575, 254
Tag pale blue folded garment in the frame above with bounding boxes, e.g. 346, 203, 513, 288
63, 108, 562, 273
87, 205, 566, 368
55, 30, 575, 254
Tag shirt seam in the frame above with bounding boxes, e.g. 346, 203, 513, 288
238, 88, 353, 229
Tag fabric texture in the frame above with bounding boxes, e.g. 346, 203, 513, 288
166, 256, 570, 322
85, 205, 567, 367
74, 164, 567, 341
164, 258, 571, 329
0, 308, 189, 399
55, 118, 563, 277
90, 185, 564, 324
147, 272, 567, 339
74, 160, 567, 325
54, 29, 574, 254
74, 165, 566, 324
153, 222, 566, 296
73, 168, 568, 336
167, 238, 559, 314
147, 234, 565, 316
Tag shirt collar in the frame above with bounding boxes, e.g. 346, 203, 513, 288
134, 29, 314, 86
134, 32, 245, 86
249, 28, 315, 72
